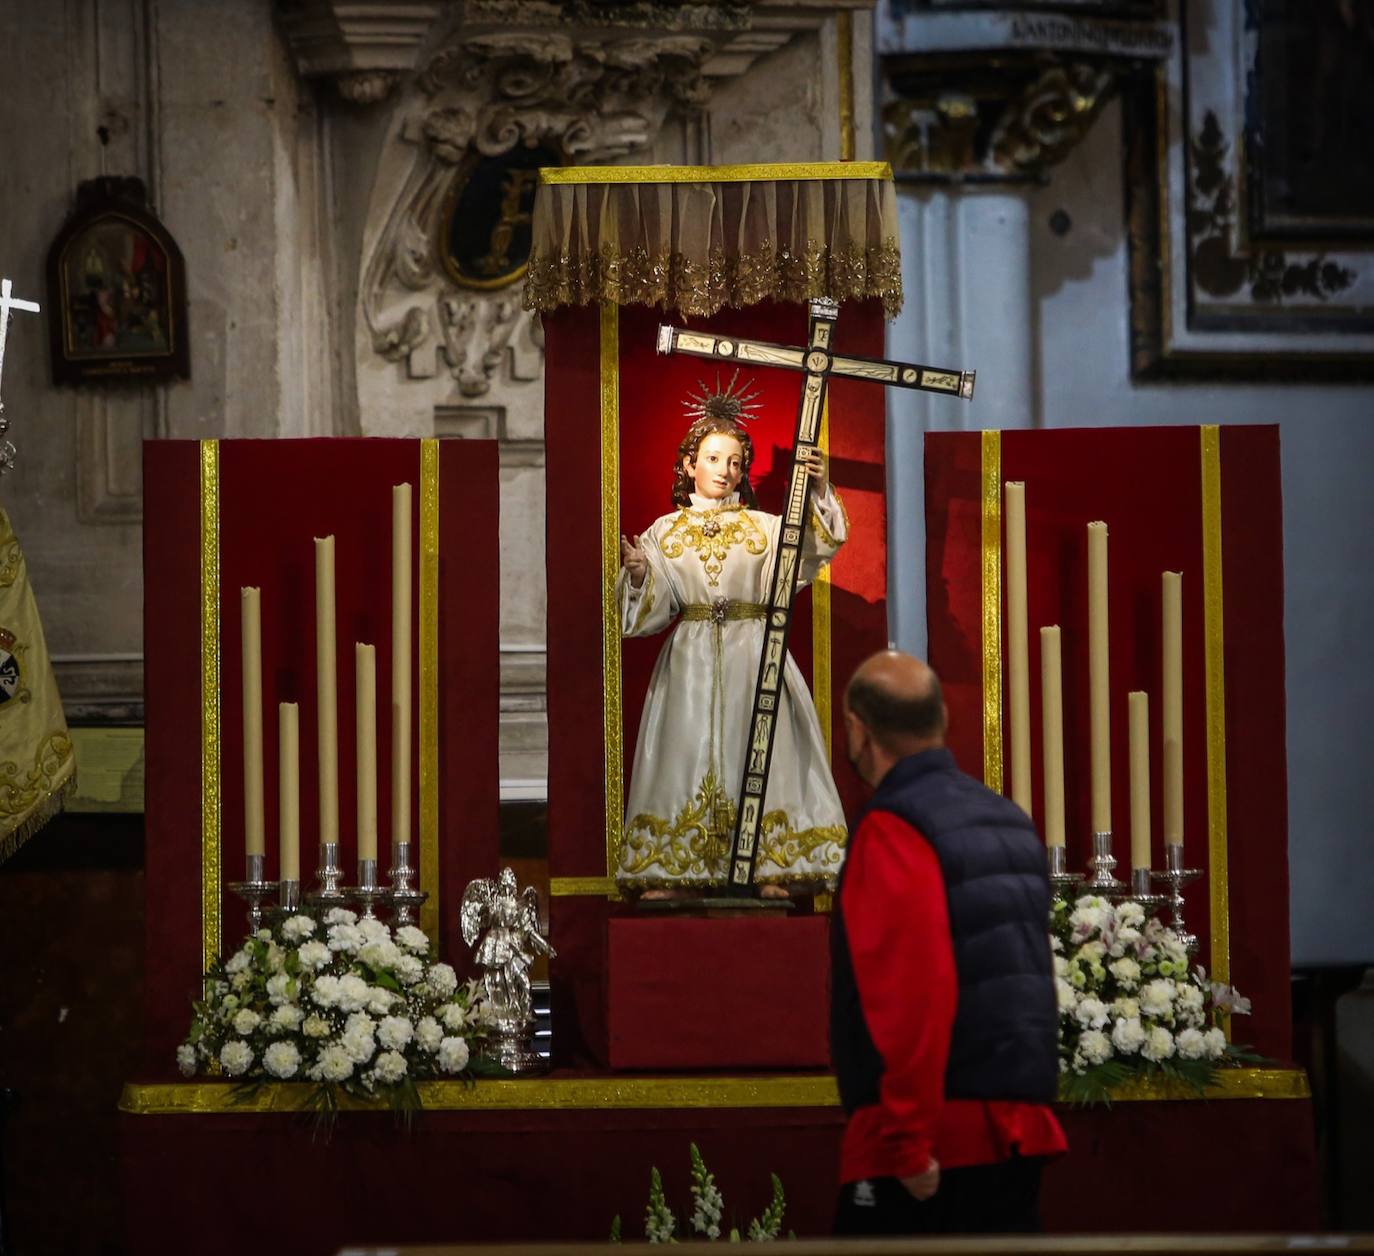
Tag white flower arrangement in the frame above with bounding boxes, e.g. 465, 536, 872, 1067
179, 908, 490, 1125
1053, 895, 1257, 1103
610, 1144, 787, 1244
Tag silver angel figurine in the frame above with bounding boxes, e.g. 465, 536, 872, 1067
460, 867, 555, 1070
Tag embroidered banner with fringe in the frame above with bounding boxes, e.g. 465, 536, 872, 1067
0, 506, 74, 863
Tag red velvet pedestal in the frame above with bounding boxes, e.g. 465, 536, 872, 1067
606, 916, 830, 1070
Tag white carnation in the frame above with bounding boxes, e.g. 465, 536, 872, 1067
340, 1025, 376, 1065
256, 928, 272, 942
232, 1009, 262, 1036
1204, 1026, 1228, 1060
415, 1016, 444, 1052
1078, 1029, 1113, 1066
324, 907, 357, 926
1074, 997, 1109, 1029
230, 970, 251, 992
296, 940, 330, 971
176, 1043, 198, 1077
302, 1013, 331, 1038
270, 1005, 304, 1033
357, 917, 391, 945
1176, 1028, 1207, 1060
281, 915, 316, 941
1141, 1025, 1177, 1062
327, 923, 362, 954
1053, 955, 1069, 977
317, 1045, 354, 1081
1117, 901, 1146, 928
338, 974, 370, 1012
427, 963, 458, 998
365, 987, 395, 1016
345, 1011, 375, 1035
263, 1041, 301, 1079
1111, 1016, 1146, 1055
1055, 978, 1077, 1011
219, 1040, 253, 1076
378, 1016, 414, 1051
265, 944, 286, 974
359, 939, 402, 969
1110, 997, 1140, 1021
396, 925, 430, 954
1078, 940, 1107, 962
438, 1036, 471, 1073
311, 975, 342, 1008
225, 949, 251, 975
394, 955, 424, 986
1109, 957, 1141, 988
1177, 984, 1205, 1013
266, 974, 293, 1006
1140, 979, 1176, 1018
374, 1050, 408, 1084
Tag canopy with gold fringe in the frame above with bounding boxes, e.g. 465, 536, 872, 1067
523, 161, 902, 319
0, 506, 74, 863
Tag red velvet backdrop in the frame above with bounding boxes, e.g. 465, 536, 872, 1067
142, 439, 501, 1073
924, 426, 1290, 1060
545, 300, 889, 1063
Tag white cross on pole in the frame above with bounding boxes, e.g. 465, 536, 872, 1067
0, 277, 42, 403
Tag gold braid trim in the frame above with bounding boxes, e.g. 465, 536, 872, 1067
661, 509, 768, 589
524, 241, 903, 320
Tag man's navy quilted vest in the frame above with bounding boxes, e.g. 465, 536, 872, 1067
830, 747, 1058, 1113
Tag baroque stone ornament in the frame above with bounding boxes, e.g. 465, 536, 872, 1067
360, 25, 719, 392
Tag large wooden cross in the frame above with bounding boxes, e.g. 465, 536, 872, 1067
657, 297, 974, 892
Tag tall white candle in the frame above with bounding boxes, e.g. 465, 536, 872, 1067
1040, 626, 1066, 848
278, 703, 300, 882
240, 587, 265, 862
391, 484, 412, 851
315, 537, 339, 850
1005, 482, 1032, 815
1162, 571, 1184, 848
356, 643, 378, 863
1087, 522, 1111, 835
1128, 691, 1151, 872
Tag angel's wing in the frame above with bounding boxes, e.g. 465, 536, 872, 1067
460, 878, 495, 947
520, 885, 556, 959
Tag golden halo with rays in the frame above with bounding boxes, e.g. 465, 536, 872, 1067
682, 369, 763, 425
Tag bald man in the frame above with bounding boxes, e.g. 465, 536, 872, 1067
830, 651, 1065, 1236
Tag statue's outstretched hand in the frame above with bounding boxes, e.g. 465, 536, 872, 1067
620, 533, 648, 588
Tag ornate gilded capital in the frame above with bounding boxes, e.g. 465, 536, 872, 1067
878, 5, 1175, 181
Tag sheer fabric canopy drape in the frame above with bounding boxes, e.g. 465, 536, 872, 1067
524, 165, 902, 318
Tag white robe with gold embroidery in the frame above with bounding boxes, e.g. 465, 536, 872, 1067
616, 486, 848, 889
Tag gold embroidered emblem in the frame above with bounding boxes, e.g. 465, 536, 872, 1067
660, 507, 767, 588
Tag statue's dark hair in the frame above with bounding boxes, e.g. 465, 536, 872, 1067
845, 668, 946, 746
671, 416, 758, 509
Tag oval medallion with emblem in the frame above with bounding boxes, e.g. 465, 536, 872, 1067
439, 143, 562, 291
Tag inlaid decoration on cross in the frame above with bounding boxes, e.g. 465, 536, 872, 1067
656, 298, 975, 892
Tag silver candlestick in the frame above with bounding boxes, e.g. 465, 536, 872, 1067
1046, 845, 1084, 902
389, 839, 427, 928
1128, 866, 1168, 911
350, 857, 388, 920
227, 853, 278, 937
1151, 844, 1202, 952
308, 840, 348, 909
1084, 831, 1125, 894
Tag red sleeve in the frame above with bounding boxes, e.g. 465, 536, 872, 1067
840, 810, 957, 1179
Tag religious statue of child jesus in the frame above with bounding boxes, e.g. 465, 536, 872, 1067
616, 373, 849, 898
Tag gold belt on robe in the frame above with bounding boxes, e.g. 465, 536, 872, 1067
680, 598, 767, 624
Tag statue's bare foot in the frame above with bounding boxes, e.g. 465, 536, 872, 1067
640, 887, 690, 901
758, 884, 790, 900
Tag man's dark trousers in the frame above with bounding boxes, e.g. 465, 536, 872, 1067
832, 1154, 1047, 1237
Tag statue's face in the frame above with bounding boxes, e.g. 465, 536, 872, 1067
684, 432, 744, 500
